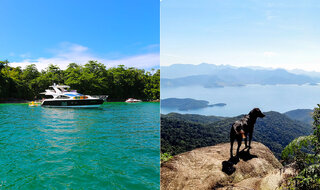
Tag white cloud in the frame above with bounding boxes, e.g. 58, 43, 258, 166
69, 44, 88, 53
263, 51, 277, 57
20, 53, 31, 58
10, 43, 159, 71
106, 53, 159, 68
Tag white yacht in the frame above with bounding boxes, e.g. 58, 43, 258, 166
40, 84, 107, 108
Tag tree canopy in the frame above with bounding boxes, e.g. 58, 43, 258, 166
0, 60, 160, 101
281, 105, 320, 189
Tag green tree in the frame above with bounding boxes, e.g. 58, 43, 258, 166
64, 63, 83, 91
144, 69, 160, 100
281, 104, 320, 189
22, 64, 40, 82
0, 60, 7, 71
79, 61, 109, 95
0, 60, 9, 74
36, 64, 64, 95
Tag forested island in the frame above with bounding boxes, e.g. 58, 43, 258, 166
0, 60, 159, 102
161, 98, 226, 111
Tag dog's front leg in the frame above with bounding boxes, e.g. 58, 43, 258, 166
248, 132, 253, 148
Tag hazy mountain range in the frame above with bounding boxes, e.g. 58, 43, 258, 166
161, 63, 320, 88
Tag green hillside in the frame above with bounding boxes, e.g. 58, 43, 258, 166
161, 111, 312, 158
284, 109, 313, 125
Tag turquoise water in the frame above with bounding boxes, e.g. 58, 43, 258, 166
0, 102, 160, 189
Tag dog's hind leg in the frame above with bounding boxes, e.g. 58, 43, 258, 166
244, 132, 248, 148
230, 128, 236, 158
230, 138, 234, 158
236, 136, 242, 156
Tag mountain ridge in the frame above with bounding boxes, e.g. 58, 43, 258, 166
161, 63, 320, 88
161, 63, 320, 79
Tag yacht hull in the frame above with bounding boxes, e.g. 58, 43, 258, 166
41, 99, 104, 108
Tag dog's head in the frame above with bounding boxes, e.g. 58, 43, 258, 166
249, 108, 265, 118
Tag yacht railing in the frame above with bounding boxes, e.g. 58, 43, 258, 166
91, 95, 109, 101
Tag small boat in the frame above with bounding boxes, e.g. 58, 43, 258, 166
40, 84, 107, 108
29, 101, 40, 107
125, 98, 142, 103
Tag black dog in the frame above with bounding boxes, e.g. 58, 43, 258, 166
230, 108, 265, 158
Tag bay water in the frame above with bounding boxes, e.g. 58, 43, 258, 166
0, 102, 160, 189
161, 84, 320, 116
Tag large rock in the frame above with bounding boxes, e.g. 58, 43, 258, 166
161, 142, 295, 190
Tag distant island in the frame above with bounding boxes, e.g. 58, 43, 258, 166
161, 98, 226, 111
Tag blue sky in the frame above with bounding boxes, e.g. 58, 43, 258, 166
1, 0, 159, 70
161, 0, 320, 72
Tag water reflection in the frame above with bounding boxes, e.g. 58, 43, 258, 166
38, 108, 85, 155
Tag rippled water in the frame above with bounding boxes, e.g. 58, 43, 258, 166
0, 102, 160, 189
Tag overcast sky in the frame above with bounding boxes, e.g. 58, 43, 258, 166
161, 0, 320, 72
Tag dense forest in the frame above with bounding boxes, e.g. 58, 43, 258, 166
161, 111, 312, 159
281, 105, 320, 189
0, 60, 159, 101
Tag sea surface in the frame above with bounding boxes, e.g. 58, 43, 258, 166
161, 84, 320, 117
0, 102, 160, 189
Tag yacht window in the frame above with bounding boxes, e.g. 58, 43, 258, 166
58, 87, 66, 92
56, 95, 69, 99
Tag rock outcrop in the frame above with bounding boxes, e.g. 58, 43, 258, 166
161, 142, 295, 190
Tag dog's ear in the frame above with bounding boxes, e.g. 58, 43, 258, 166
253, 108, 260, 112
249, 108, 256, 116
250, 108, 265, 118
249, 108, 260, 116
